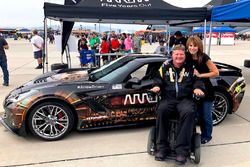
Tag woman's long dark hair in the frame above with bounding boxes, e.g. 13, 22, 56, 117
186, 36, 204, 65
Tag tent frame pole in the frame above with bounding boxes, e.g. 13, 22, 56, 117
44, 18, 49, 73
207, 21, 213, 56
66, 44, 71, 68
166, 21, 170, 56
203, 19, 207, 53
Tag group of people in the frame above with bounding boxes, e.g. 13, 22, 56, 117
151, 35, 219, 165
77, 32, 142, 54
77, 32, 142, 66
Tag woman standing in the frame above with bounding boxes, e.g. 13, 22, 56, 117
124, 34, 133, 53
186, 36, 219, 144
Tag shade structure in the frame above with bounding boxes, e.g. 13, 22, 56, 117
44, 0, 210, 54
212, 0, 250, 22
193, 26, 236, 33
45, 0, 209, 24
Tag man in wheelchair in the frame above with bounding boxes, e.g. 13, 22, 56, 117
150, 45, 204, 165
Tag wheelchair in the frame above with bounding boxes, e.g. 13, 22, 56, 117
80, 49, 95, 68
147, 123, 201, 164
146, 94, 202, 164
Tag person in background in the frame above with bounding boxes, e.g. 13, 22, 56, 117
124, 34, 133, 53
31, 30, 44, 69
79, 39, 88, 52
89, 32, 100, 53
0, 33, 9, 86
170, 31, 187, 48
78, 34, 88, 52
111, 35, 120, 53
132, 33, 141, 53
100, 37, 109, 64
100, 37, 109, 54
154, 40, 167, 55
148, 33, 153, 45
186, 36, 219, 144
121, 33, 127, 40
150, 44, 204, 165
49, 34, 55, 44
119, 38, 126, 53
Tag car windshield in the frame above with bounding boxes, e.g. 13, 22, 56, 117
89, 56, 135, 81
96, 61, 135, 83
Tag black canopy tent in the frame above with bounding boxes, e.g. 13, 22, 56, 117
43, 0, 210, 72
205, 0, 235, 6
169, 0, 236, 27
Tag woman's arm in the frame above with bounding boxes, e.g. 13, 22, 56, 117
195, 60, 219, 78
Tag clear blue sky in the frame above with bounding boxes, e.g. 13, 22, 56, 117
0, 0, 210, 29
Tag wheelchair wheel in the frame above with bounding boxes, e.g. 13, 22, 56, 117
147, 126, 156, 155
190, 133, 201, 164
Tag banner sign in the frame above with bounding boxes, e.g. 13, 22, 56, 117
100, 0, 152, 8
221, 32, 235, 45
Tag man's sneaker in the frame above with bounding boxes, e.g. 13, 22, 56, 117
155, 149, 170, 161
2, 83, 9, 86
201, 138, 212, 144
35, 65, 43, 69
175, 154, 187, 165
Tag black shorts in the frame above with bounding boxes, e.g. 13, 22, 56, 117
34, 50, 42, 59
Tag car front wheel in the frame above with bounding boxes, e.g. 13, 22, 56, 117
28, 102, 74, 141
212, 91, 230, 125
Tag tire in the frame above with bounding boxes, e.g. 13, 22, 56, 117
51, 63, 68, 71
244, 59, 250, 68
212, 91, 230, 126
147, 126, 156, 155
28, 102, 74, 141
191, 133, 201, 164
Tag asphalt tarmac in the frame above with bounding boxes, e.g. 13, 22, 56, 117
0, 39, 250, 167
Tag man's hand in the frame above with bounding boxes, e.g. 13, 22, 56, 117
150, 86, 160, 93
193, 88, 204, 96
194, 69, 201, 78
34, 44, 43, 50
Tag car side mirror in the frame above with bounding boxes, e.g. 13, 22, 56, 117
125, 77, 141, 88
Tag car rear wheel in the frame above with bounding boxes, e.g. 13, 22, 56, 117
28, 102, 74, 141
212, 91, 230, 126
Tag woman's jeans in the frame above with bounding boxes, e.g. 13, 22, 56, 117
0, 59, 9, 84
198, 101, 213, 140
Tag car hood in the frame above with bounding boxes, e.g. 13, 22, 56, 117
10, 69, 91, 94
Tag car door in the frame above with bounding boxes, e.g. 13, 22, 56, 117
104, 63, 160, 125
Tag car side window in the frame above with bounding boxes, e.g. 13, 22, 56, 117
130, 64, 148, 80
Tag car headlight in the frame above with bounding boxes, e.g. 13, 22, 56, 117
8, 90, 39, 103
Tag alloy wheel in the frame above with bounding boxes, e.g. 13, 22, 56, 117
212, 92, 229, 125
30, 103, 71, 140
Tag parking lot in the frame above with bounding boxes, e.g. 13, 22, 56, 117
0, 39, 250, 167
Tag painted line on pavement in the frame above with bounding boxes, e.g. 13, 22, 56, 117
235, 113, 250, 122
